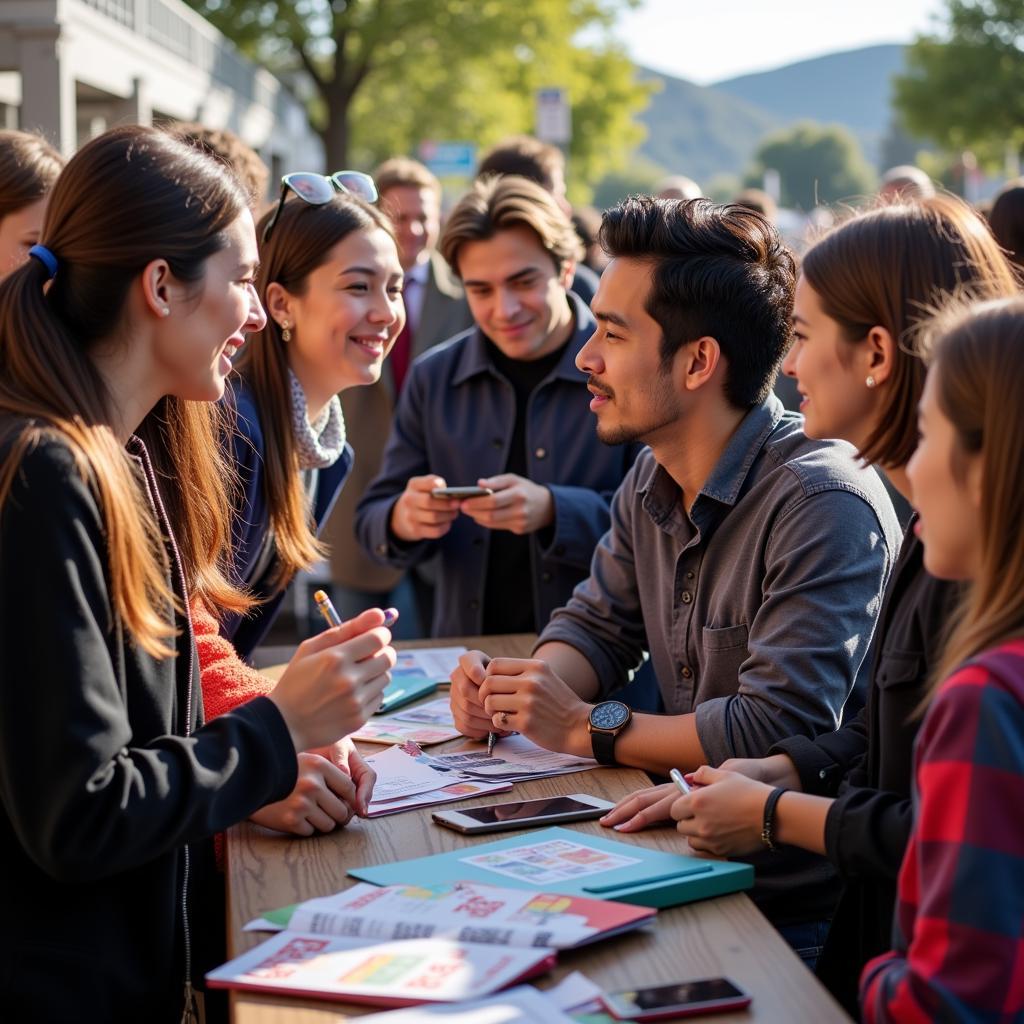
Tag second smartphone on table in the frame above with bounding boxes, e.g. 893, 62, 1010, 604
432, 793, 614, 834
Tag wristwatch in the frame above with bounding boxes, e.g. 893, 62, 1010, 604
587, 700, 632, 766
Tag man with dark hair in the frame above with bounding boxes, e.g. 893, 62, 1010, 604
476, 136, 600, 305
450, 196, 901, 955
355, 176, 642, 638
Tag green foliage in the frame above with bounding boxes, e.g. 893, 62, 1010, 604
744, 121, 877, 210
184, 0, 651, 201
895, 0, 1024, 163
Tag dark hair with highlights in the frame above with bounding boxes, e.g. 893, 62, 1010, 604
599, 195, 796, 408
0, 125, 252, 656
240, 193, 395, 588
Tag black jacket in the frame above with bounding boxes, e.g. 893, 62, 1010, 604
772, 518, 959, 1015
0, 434, 297, 1022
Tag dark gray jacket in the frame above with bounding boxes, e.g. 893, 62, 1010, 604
538, 397, 902, 925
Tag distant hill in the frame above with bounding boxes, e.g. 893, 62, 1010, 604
636, 68, 783, 188
634, 44, 907, 186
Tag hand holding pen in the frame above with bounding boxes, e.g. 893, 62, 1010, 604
265, 596, 397, 754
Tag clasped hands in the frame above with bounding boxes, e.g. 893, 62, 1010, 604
391, 473, 554, 542
450, 650, 591, 757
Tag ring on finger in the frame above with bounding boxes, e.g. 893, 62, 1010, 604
499, 711, 510, 727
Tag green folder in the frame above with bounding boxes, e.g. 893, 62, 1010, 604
348, 826, 752, 909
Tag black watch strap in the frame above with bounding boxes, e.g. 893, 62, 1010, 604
591, 728, 618, 766
761, 786, 788, 852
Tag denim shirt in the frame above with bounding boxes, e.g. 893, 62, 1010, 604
539, 395, 903, 765
355, 294, 644, 637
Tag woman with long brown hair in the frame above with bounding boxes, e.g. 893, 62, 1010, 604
221, 173, 405, 658
600, 194, 1019, 1002
861, 296, 1024, 1021
0, 129, 63, 279
0, 126, 395, 1020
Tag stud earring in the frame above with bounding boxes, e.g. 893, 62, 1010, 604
865, 375, 876, 389
161, 307, 170, 317
281, 322, 291, 342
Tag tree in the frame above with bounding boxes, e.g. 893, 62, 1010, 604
894, 0, 1024, 164
744, 122, 877, 210
184, 0, 651, 200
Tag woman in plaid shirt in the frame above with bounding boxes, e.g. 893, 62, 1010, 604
860, 297, 1024, 1022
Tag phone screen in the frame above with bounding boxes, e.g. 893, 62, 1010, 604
455, 796, 596, 824
619, 978, 746, 1010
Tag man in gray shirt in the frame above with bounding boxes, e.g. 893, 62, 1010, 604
450, 196, 901, 942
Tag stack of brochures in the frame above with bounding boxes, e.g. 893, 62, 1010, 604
208, 881, 653, 1006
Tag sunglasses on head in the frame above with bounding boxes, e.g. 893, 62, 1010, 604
262, 170, 378, 243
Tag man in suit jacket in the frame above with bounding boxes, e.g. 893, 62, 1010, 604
321, 158, 473, 634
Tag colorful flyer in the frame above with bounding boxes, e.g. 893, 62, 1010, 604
461, 839, 641, 886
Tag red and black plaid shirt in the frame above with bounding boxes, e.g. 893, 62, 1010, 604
860, 638, 1024, 1023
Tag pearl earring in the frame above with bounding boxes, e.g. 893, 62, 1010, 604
281, 322, 291, 342
161, 307, 170, 317
865, 375, 876, 389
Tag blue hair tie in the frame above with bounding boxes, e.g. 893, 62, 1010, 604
28, 244, 58, 280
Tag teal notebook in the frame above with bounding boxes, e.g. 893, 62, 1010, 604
348, 827, 752, 909
376, 672, 438, 714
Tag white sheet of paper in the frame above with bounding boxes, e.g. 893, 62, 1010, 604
364, 744, 453, 802
545, 971, 604, 1012
356, 985, 578, 1023
367, 777, 513, 817
390, 697, 458, 727
428, 733, 597, 781
395, 646, 468, 681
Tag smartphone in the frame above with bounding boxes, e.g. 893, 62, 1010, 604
430, 486, 493, 500
602, 979, 751, 1020
432, 793, 615, 834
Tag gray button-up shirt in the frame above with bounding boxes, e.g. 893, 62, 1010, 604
538, 395, 902, 766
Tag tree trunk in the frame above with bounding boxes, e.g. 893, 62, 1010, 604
321, 92, 351, 170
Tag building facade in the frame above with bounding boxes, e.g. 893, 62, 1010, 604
0, 0, 323, 197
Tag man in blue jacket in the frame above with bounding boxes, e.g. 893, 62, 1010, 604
356, 175, 643, 638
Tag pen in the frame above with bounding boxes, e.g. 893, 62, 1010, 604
487, 731, 498, 757
669, 768, 692, 795
313, 590, 399, 630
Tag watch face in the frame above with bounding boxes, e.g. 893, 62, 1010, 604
591, 701, 630, 730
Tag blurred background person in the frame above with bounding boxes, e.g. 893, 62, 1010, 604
171, 122, 270, 214
988, 177, 1024, 273
477, 135, 600, 305
878, 165, 935, 202
0, 130, 63, 281
654, 174, 703, 200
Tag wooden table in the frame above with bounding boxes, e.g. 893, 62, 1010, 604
227, 635, 850, 1022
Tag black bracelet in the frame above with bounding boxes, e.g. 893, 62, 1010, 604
761, 786, 787, 853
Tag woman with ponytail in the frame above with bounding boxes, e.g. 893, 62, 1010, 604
0, 129, 63, 279
861, 297, 1024, 1022
0, 126, 395, 1021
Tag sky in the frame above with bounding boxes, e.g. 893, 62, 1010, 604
617, 0, 947, 84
